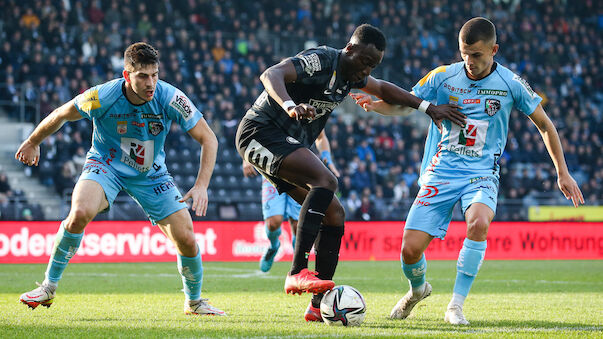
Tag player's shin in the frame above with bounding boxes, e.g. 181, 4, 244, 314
402, 254, 427, 296
451, 239, 487, 307
265, 224, 282, 249
178, 244, 203, 302
311, 225, 344, 307
290, 187, 334, 274
44, 221, 84, 289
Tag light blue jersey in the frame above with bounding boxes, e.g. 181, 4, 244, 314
406, 62, 542, 238
73, 78, 203, 223
74, 78, 202, 177
413, 62, 542, 179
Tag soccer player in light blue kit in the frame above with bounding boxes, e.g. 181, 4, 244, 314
16, 42, 226, 316
242, 130, 340, 274
351, 17, 584, 325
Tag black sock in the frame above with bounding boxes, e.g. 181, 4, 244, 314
311, 293, 323, 308
290, 187, 334, 275
311, 225, 344, 308
314, 224, 344, 281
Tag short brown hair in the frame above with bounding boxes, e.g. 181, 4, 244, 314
459, 17, 496, 45
124, 42, 159, 71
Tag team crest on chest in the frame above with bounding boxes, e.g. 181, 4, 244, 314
484, 98, 501, 116
148, 121, 164, 136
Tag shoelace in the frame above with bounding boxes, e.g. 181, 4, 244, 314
34, 282, 54, 295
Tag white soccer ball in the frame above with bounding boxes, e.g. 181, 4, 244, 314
320, 285, 366, 326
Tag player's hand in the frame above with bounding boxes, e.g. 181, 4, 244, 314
180, 185, 209, 217
15, 139, 40, 166
557, 173, 585, 208
287, 103, 316, 121
349, 93, 380, 112
427, 104, 466, 129
242, 161, 258, 177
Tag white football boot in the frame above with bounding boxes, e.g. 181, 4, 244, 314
20, 282, 56, 309
184, 299, 227, 316
390, 281, 432, 319
444, 304, 469, 325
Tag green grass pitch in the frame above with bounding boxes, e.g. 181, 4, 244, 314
1, 260, 602, 338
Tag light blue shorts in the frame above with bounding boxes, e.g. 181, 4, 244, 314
79, 159, 188, 224
261, 179, 301, 220
405, 172, 499, 239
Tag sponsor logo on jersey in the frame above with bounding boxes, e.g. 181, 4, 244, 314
417, 185, 439, 198
298, 53, 322, 76
141, 113, 162, 119
77, 89, 100, 113
459, 123, 478, 146
443, 82, 471, 94
448, 95, 459, 104
463, 99, 481, 104
477, 89, 508, 96
485, 98, 501, 116
308, 98, 338, 119
169, 90, 194, 121
152, 180, 176, 195
117, 121, 127, 134
110, 113, 136, 119
286, 136, 300, 144
120, 138, 154, 172
131, 121, 145, 127
148, 121, 164, 136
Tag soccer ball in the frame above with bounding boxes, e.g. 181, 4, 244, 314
320, 285, 366, 326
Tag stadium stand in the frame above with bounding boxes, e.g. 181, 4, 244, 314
0, 0, 600, 221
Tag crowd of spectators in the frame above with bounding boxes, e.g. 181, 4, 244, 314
0, 0, 600, 221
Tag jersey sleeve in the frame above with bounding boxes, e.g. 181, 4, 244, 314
73, 85, 106, 119
412, 66, 447, 101
510, 74, 542, 116
166, 88, 202, 131
290, 48, 334, 84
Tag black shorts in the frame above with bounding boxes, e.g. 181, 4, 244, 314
235, 118, 305, 193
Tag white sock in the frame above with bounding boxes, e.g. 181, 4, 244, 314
411, 282, 425, 297
448, 293, 466, 308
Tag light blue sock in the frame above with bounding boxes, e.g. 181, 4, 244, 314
178, 245, 203, 301
291, 234, 296, 249
44, 222, 84, 284
402, 253, 427, 292
453, 238, 487, 299
266, 225, 281, 250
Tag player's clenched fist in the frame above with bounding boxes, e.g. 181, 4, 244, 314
15, 139, 40, 167
287, 103, 317, 121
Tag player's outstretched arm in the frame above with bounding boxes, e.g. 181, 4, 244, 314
15, 99, 82, 166
528, 105, 585, 207
183, 117, 218, 216
349, 92, 415, 117
360, 76, 465, 129
314, 130, 340, 177
259, 59, 317, 120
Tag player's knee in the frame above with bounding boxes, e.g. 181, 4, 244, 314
66, 207, 94, 232
323, 172, 339, 192
401, 244, 423, 264
265, 216, 283, 230
466, 216, 490, 239
175, 235, 198, 257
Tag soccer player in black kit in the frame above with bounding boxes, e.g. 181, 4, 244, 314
236, 24, 466, 321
